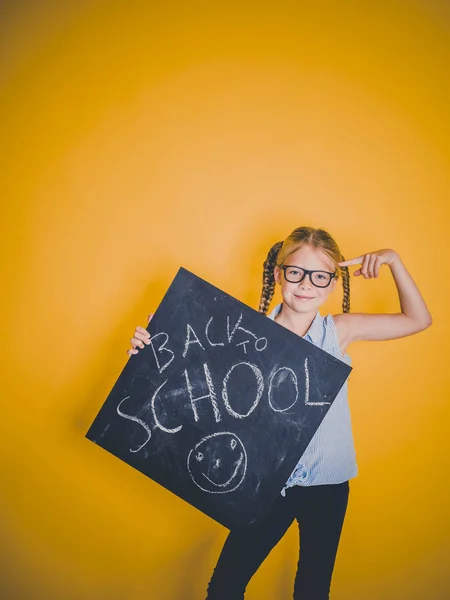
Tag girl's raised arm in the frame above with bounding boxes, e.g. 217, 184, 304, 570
333, 249, 432, 351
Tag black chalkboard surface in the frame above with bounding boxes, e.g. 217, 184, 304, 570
86, 267, 352, 530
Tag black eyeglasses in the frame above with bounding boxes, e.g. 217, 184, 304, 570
281, 265, 336, 288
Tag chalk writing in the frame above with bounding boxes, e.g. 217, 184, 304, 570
187, 432, 248, 494
86, 267, 351, 530
116, 396, 152, 453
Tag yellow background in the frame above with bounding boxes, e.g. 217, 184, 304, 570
1, 1, 449, 598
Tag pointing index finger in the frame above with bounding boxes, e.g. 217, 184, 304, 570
338, 256, 364, 267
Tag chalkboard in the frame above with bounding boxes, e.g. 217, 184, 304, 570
86, 267, 352, 530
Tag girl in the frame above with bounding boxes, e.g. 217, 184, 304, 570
127, 226, 432, 600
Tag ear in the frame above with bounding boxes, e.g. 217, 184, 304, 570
274, 265, 281, 285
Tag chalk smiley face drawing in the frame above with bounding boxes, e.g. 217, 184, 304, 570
187, 432, 248, 494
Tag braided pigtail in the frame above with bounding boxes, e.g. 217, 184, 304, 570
258, 241, 283, 315
340, 255, 351, 313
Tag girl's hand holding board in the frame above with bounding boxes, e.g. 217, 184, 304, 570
127, 313, 153, 356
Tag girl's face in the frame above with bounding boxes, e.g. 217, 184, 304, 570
273, 244, 337, 314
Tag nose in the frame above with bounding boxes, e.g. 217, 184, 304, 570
298, 273, 313, 289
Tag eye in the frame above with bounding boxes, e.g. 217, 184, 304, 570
316, 273, 326, 279
230, 439, 237, 450
196, 452, 204, 461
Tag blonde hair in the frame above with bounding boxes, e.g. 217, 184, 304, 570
258, 226, 350, 315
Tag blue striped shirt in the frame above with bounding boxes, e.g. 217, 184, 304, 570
267, 303, 358, 493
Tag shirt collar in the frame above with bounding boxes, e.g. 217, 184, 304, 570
268, 303, 323, 343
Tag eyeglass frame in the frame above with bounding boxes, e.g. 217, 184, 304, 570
280, 265, 337, 288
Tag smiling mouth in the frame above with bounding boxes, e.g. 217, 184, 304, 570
294, 294, 314, 300
202, 453, 245, 487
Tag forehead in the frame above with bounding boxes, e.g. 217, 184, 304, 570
285, 245, 335, 271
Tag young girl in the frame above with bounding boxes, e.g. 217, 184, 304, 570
127, 226, 432, 600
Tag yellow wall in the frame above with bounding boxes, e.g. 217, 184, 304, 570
1, 1, 449, 598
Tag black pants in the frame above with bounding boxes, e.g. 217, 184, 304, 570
206, 481, 349, 600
